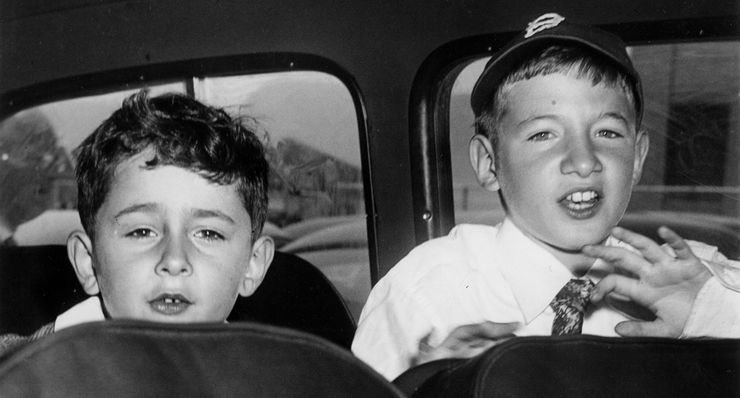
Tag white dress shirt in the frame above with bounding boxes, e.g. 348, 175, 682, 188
683, 274, 740, 338
352, 219, 740, 380
54, 296, 105, 332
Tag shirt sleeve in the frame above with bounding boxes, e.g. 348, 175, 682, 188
351, 273, 434, 380
681, 244, 740, 338
682, 276, 740, 338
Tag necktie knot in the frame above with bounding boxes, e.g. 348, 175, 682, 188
550, 278, 595, 336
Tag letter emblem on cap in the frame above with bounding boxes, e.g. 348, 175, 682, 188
524, 13, 565, 38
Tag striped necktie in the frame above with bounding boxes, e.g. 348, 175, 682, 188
550, 278, 595, 336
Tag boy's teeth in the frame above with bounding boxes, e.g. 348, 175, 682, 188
567, 190, 597, 203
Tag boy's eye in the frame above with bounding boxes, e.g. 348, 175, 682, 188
126, 228, 156, 239
528, 131, 553, 141
195, 229, 225, 241
596, 129, 623, 139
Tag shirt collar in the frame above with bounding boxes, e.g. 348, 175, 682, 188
54, 296, 105, 332
495, 218, 625, 324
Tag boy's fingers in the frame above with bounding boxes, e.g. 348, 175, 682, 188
437, 322, 519, 357
610, 226, 669, 265
614, 320, 676, 338
448, 322, 519, 343
590, 275, 616, 303
582, 244, 647, 276
657, 226, 695, 260
475, 321, 520, 339
591, 274, 643, 304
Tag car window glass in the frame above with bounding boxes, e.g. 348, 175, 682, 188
449, 58, 503, 225
199, 72, 369, 320
1, 83, 186, 246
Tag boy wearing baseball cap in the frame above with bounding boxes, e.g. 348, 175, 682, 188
352, 13, 739, 380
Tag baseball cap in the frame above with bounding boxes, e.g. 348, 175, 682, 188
470, 13, 642, 120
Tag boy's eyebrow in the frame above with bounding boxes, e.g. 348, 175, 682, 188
516, 114, 560, 127
516, 112, 633, 127
192, 208, 236, 224
599, 111, 631, 125
113, 205, 237, 224
114, 203, 159, 221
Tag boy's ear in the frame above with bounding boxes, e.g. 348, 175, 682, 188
631, 130, 650, 186
238, 235, 275, 297
66, 230, 100, 296
469, 134, 500, 192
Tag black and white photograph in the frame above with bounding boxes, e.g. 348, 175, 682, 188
0, 1, 738, 396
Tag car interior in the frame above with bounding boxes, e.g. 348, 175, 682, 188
1, 0, 739, 395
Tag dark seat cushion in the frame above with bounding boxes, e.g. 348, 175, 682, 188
397, 335, 740, 398
0, 320, 403, 397
230, 250, 356, 348
0, 245, 356, 348
392, 358, 461, 397
0, 245, 88, 336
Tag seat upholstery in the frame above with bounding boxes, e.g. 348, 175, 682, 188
230, 249, 357, 348
0, 320, 403, 397
0, 245, 88, 336
0, 245, 356, 349
392, 358, 461, 396
395, 335, 740, 398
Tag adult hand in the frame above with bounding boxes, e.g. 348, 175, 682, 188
582, 226, 711, 337
414, 321, 519, 365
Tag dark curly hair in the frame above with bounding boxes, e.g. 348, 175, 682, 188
75, 90, 269, 241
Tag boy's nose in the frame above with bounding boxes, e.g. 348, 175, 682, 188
560, 139, 603, 177
155, 236, 193, 276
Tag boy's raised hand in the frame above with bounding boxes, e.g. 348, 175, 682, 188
582, 226, 712, 338
414, 321, 519, 365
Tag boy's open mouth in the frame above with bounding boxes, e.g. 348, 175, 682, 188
149, 293, 192, 315
560, 189, 600, 219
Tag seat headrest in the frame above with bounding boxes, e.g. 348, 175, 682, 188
0, 246, 356, 349
398, 335, 740, 398
0, 320, 403, 397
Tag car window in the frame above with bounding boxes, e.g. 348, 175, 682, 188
199, 72, 369, 319
0, 71, 370, 321
2, 83, 187, 246
449, 58, 503, 225
449, 41, 740, 251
